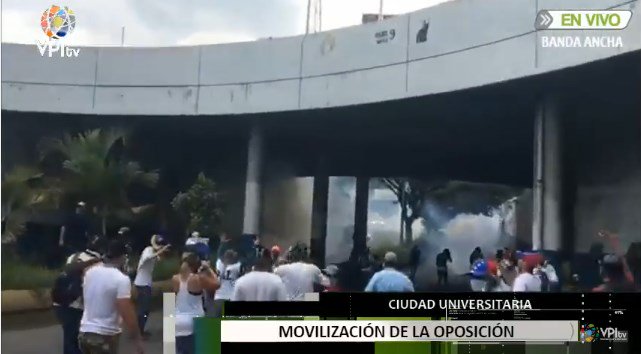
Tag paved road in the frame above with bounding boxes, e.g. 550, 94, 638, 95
2, 310, 164, 354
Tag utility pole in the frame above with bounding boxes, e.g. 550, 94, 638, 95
378, 0, 384, 21
306, 0, 312, 34
306, 0, 323, 34
318, 0, 322, 31
121, 27, 125, 46
399, 184, 405, 244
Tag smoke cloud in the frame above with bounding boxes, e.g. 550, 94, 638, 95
323, 177, 519, 272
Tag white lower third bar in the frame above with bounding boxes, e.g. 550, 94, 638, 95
221, 320, 579, 342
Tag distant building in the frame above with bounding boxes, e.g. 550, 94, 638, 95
362, 14, 396, 24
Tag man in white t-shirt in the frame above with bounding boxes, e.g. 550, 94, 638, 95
232, 249, 288, 301
213, 250, 243, 316
79, 240, 144, 354
513, 259, 542, 292
133, 234, 170, 337
53, 236, 105, 354
274, 242, 328, 300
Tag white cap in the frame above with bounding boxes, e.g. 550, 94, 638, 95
191, 231, 200, 238
384, 251, 397, 263
77, 201, 86, 207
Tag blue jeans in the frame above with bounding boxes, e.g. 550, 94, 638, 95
176, 335, 194, 354
136, 286, 152, 332
54, 305, 83, 354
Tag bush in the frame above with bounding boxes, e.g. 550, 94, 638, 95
1, 261, 60, 290
1, 253, 180, 291
152, 255, 181, 281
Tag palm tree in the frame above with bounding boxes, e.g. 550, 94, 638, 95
40, 129, 159, 235
1, 166, 48, 242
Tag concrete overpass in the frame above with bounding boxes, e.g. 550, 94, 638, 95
2, 0, 640, 262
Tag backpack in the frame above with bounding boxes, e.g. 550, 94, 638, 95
51, 253, 100, 307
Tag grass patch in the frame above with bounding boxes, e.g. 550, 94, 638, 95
1, 262, 60, 290
1, 254, 180, 291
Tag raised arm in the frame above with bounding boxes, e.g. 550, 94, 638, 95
198, 263, 221, 292
599, 230, 635, 283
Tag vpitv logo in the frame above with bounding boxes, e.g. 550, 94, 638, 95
581, 324, 628, 343
36, 5, 80, 58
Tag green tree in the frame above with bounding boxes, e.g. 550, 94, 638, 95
39, 129, 159, 235
1, 166, 48, 242
382, 178, 445, 244
171, 173, 224, 239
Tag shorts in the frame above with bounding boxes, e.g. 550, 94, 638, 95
78, 332, 119, 354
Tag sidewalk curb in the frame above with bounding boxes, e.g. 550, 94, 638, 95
1, 280, 173, 314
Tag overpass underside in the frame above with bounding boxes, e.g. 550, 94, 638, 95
2, 51, 640, 263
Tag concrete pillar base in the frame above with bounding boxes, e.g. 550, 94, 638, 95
310, 174, 329, 267
351, 176, 369, 261
533, 95, 563, 251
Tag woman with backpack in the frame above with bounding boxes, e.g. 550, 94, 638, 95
52, 235, 106, 354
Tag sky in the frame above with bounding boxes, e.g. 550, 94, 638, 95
1, 0, 448, 46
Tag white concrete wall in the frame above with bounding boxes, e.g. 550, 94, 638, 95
2, 0, 640, 115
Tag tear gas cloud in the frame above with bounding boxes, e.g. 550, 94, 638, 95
325, 178, 518, 270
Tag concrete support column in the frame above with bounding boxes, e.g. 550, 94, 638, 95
310, 158, 329, 267
533, 95, 563, 251
351, 176, 370, 260
242, 124, 264, 235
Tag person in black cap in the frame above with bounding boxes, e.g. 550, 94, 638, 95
59, 201, 91, 256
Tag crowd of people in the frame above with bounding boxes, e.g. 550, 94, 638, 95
50, 203, 640, 354
432, 241, 640, 293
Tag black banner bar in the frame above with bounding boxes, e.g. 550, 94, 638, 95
224, 292, 640, 317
